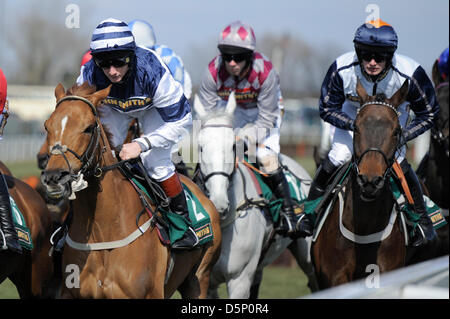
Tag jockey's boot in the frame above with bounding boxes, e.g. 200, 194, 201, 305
297, 157, 338, 237
265, 167, 300, 237
160, 173, 199, 250
0, 174, 22, 254
401, 160, 437, 247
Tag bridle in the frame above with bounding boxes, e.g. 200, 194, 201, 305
47, 96, 105, 183
353, 101, 401, 195
432, 81, 449, 157
199, 122, 235, 183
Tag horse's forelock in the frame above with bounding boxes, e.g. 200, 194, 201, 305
66, 82, 97, 99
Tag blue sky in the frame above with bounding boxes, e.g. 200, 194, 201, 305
0, 0, 448, 81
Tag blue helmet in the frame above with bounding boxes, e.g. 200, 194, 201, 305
437, 47, 449, 80
128, 19, 157, 49
90, 18, 136, 56
353, 19, 398, 53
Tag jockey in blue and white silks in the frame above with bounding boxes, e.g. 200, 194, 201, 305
297, 19, 439, 247
77, 18, 198, 250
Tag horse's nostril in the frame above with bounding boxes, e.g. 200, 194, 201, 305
374, 176, 384, 187
37, 153, 49, 170
42, 169, 71, 185
357, 174, 367, 186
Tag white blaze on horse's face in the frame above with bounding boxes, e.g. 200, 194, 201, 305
60, 116, 68, 140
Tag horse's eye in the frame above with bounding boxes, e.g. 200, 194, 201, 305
84, 125, 95, 134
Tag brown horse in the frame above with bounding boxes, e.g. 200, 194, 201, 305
416, 60, 449, 256
311, 80, 412, 289
0, 161, 58, 298
40, 82, 221, 298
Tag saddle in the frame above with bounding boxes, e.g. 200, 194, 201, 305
308, 161, 447, 244
119, 161, 213, 247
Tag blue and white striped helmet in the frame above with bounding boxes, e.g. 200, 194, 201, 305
128, 19, 156, 49
90, 18, 136, 55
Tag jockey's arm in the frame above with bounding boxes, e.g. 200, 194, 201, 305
197, 68, 221, 112
402, 66, 440, 143
252, 70, 282, 143
132, 72, 192, 152
319, 61, 354, 131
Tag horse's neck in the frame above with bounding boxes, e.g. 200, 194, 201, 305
342, 178, 395, 235
69, 133, 141, 239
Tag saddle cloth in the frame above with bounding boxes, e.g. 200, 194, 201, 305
130, 177, 213, 247
9, 196, 33, 250
242, 158, 308, 224
308, 167, 447, 244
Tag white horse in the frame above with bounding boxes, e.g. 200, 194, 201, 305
193, 93, 318, 298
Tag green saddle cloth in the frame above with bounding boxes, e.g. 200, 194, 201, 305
246, 164, 307, 224
131, 178, 213, 246
9, 196, 33, 250
389, 177, 447, 230
302, 172, 447, 231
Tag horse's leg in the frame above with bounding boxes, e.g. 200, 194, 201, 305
226, 213, 265, 299
288, 238, 319, 292
249, 268, 263, 299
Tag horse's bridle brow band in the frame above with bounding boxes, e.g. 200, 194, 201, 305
56, 95, 98, 117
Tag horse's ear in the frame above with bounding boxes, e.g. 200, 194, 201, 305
431, 60, 441, 87
55, 83, 66, 102
91, 85, 111, 107
225, 91, 237, 115
193, 94, 208, 119
356, 78, 369, 104
388, 79, 409, 108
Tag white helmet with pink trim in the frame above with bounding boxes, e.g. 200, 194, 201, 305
218, 20, 256, 53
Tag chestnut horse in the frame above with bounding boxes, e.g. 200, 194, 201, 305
0, 161, 58, 298
40, 83, 221, 298
312, 79, 414, 289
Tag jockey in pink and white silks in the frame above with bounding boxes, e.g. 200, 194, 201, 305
297, 19, 439, 247
197, 20, 302, 238
77, 18, 198, 250
0, 68, 22, 254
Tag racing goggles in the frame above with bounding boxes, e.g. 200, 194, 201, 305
94, 55, 131, 69
360, 51, 390, 63
222, 52, 252, 63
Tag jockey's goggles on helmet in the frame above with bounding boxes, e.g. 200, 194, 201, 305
222, 52, 252, 63
94, 55, 131, 69
359, 51, 391, 63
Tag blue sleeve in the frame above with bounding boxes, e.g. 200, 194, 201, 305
319, 61, 354, 130
156, 94, 191, 122
403, 66, 439, 142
